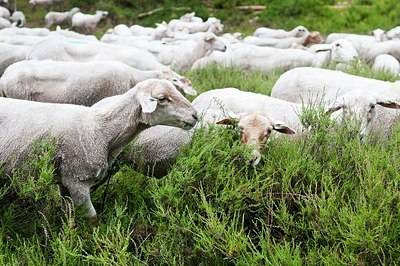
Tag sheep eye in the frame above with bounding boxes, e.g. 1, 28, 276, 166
172, 78, 178, 82
158, 96, 168, 103
335, 43, 341, 47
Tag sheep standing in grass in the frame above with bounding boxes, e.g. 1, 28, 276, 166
45, 7, 79, 29
0, 79, 198, 223
129, 109, 295, 177
71, 10, 108, 34
1, 60, 196, 105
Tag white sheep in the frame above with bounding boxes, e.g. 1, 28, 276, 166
353, 40, 400, 63
149, 32, 227, 72
372, 54, 400, 75
45, 7, 80, 28
0, 27, 50, 36
243, 31, 324, 49
225, 39, 357, 73
179, 12, 203, 23
386, 26, 400, 39
0, 79, 198, 222
0, 42, 30, 76
1, 60, 196, 105
0, 16, 10, 29
10, 11, 26, 27
0, 34, 44, 45
71, 10, 108, 34
168, 17, 223, 34
370, 28, 388, 42
253, 25, 309, 38
27, 35, 167, 70
29, 0, 54, 9
326, 32, 377, 44
271, 67, 400, 137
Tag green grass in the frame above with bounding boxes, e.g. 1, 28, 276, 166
1, 63, 400, 264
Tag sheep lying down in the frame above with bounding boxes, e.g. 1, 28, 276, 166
129, 110, 295, 178
0, 79, 198, 223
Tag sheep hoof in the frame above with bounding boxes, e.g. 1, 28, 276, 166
86, 216, 98, 227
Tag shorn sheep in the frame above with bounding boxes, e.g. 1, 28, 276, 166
0, 79, 198, 223
0, 60, 197, 105
71, 10, 108, 34
45, 7, 80, 28
372, 54, 400, 75
253, 25, 309, 38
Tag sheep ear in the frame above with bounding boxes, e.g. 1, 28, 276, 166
315, 48, 331, 53
326, 99, 344, 114
205, 34, 215, 42
139, 95, 158, 113
273, 120, 296, 134
216, 118, 235, 125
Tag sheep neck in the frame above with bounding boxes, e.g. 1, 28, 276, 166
98, 90, 148, 163
185, 39, 210, 68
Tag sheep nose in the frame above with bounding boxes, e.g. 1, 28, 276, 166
192, 113, 198, 121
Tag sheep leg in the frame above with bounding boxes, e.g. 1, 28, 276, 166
65, 182, 98, 225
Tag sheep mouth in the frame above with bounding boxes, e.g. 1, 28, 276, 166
181, 121, 196, 129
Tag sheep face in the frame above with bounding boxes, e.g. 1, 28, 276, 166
217, 112, 295, 166
304, 31, 324, 46
137, 79, 198, 129
327, 91, 400, 140
294, 26, 309, 37
330, 39, 358, 63
204, 33, 227, 52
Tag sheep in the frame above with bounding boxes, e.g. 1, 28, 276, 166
168, 17, 223, 34
0, 16, 10, 29
10, 11, 26, 27
370, 28, 388, 42
29, 0, 54, 9
179, 12, 203, 23
253, 25, 309, 38
243, 31, 324, 49
27, 35, 167, 71
0, 43, 30, 76
221, 32, 243, 43
0, 6, 9, 19
352, 40, 400, 63
149, 32, 227, 72
45, 7, 80, 29
52, 26, 98, 42
270, 67, 400, 137
207, 39, 358, 73
372, 54, 400, 75
129, 110, 295, 177
0, 27, 50, 36
0, 79, 198, 222
386, 26, 400, 39
1, 60, 197, 105
71, 10, 108, 34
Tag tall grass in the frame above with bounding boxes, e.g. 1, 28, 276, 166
1, 64, 400, 264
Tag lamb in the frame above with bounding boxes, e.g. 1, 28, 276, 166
129, 110, 295, 177
45, 7, 80, 28
0, 79, 198, 222
27, 35, 167, 70
270, 67, 400, 137
253, 25, 309, 38
195, 39, 357, 73
71, 10, 108, 34
372, 54, 400, 75
1, 60, 197, 105
0, 43, 30, 76
10, 11, 26, 27
243, 31, 324, 49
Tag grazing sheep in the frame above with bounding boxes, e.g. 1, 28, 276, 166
203, 39, 357, 73
129, 109, 295, 177
27, 35, 167, 70
372, 54, 400, 75
45, 7, 80, 28
10, 11, 26, 27
0, 79, 198, 222
0, 6, 9, 19
243, 31, 324, 49
253, 25, 309, 38
71, 10, 108, 34
0, 43, 29, 75
1, 60, 196, 105
271, 67, 400, 137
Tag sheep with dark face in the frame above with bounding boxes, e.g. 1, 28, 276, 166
0, 79, 198, 223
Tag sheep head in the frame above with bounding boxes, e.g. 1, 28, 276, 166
161, 68, 197, 96
136, 79, 198, 129
217, 112, 295, 166
204, 32, 227, 52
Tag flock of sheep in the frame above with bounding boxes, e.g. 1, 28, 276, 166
1, 6, 400, 224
